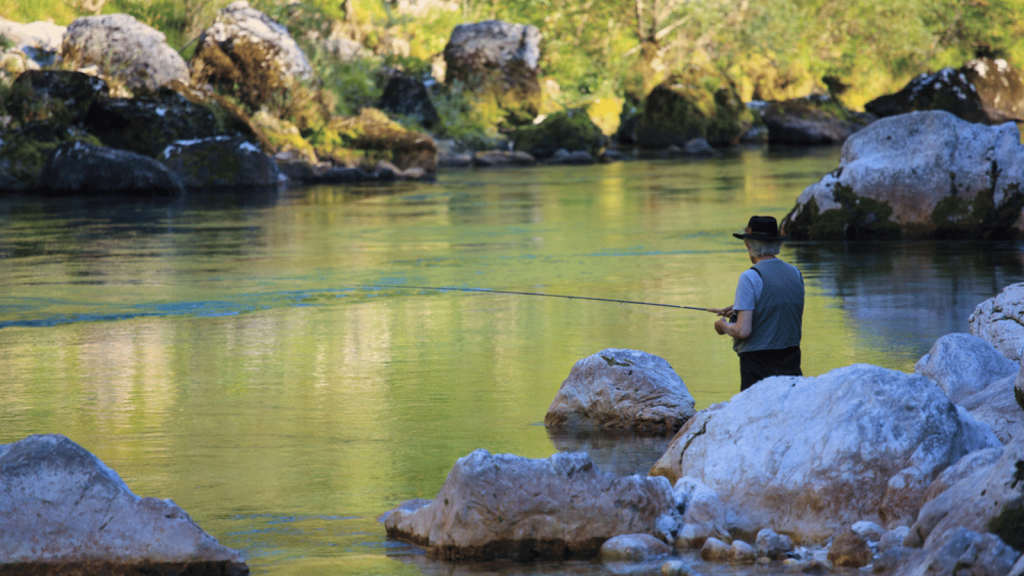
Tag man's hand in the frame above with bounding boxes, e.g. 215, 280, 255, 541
709, 305, 734, 317
714, 317, 729, 335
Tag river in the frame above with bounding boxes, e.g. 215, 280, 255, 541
1, 147, 1021, 575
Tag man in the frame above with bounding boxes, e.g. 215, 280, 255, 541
712, 215, 804, 391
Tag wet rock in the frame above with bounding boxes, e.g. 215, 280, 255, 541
865, 68, 988, 124
649, 364, 1001, 543
906, 433, 1024, 551
191, 1, 314, 110
878, 527, 1019, 576
472, 150, 536, 167
384, 449, 679, 560
827, 530, 872, 568
379, 74, 439, 128
755, 528, 793, 559
84, 93, 221, 158
160, 136, 278, 190
963, 57, 1024, 123
780, 110, 1024, 241
969, 283, 1024, 364
759, 95, 873, 145
443, 20, 541, 126
599, 534, 671, 561
545, 149, 595, 165
41, 140, 183, 195
914, 333, 1019, 403
700, 537, 732, 562
680, 137, 718, 157
7, 70, 109, 125
0, 434, 247, 574
62, 14, 190, 94
959, 376, 1022, 444
545, 349, 696, 434
636, 76, 753, 149
511, 109, 605, 160
660, 559, 697, 575
672, 476, 730, 549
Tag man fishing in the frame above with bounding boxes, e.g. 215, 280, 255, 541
711, 215, 804, 391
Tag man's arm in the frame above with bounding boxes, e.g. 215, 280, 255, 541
714, 309, 752, 339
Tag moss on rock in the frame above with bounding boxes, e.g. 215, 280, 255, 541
311, 108, 437, 171
635, 74, 753, 148
783, 183, 902, 241
510, 109, 604, 159
930, 162, 1024, 240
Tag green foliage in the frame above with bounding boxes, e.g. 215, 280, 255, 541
510, 108, 604, 157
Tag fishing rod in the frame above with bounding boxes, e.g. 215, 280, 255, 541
351, 284, 720, 313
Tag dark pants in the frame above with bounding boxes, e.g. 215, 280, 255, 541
739, 346, 802, 391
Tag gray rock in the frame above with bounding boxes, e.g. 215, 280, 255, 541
384, 449, 680, 560
0, 434, 247, 574
84, 92, 221, 158
700, 537, 732, 562
914, 333, 1019, 403
731, 540, 756, 563
545, 348, 696, 434
41, 140, 183, 195
827, 529, 872, 568
1010, 554, 1024, 576
906, 433, 1024, 550
879, 526, 910, 553
599, 534, 671, 561
851, 520, 886, 543
472, 150, 536, 167
545, 149, 596, 165
970, 283, 1024, 363
682, 138, 718, 157
755, 528, 792, 559
161, 136, 279, 190
920, 446, 1003, 504
649, 364, 1001, 543
62, 14, 190, 93
959, 376, 1022, 444
191, 1, 313, 109
672, 476, 730, 549
882, 527, 1019, 576
660, 560, 697, 575
760, 95, 872, 146
780, 110, 1024, 241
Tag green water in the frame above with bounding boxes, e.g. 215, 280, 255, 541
2, 148, 1022, 575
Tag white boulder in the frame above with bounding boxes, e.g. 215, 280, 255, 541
914, 332, 1019, 403
544, 348, 696, 434
649, 364, 1001, 543
384, 449, 679, 560
0, 17, 65, 52
959, 375, 1022, 444
0, 435, 246, 574
671, 476, 730, 548
969, 282, 1024, 362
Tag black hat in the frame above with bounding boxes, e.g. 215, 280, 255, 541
733, 216, 789, 241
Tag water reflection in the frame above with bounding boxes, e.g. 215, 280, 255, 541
545, 428, 673, 477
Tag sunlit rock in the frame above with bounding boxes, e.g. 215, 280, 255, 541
914, 332, 1019, 403
0, 434, 247, 575
191, 1, 313, 110
969, 282, 1024, 363
0, 17, 65, 53
443, 20, 542, 126
383, 449, 679, 560
649, 364, 1001, 543
62, 14, 190, 94
545, 348, 696, 435
780, 110, 1024, 240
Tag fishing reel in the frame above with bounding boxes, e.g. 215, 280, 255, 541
728, 311, 738, 323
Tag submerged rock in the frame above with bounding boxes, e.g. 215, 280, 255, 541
384, 449, 679, 560
914, 332, 1019, 403
62, 14, 190, 94
648, 364, 1001, 543
545, 348, 696, 434
599, 534, 671, 561
969, 282, 1024, 363
0, 434, 247, 575
472, 150, 536, 167
781, 110, 1024, 240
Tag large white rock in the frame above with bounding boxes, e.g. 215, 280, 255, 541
649, 364, 1001, 543
970, 282, 1024, 362
61, 14, 190, 93
959, 375, 1022, 444
544, 348, 696, 434
0, 434, 247, 574
914, 332, 1019, 403
906, 433, 1024, 551
0, 17, 65, 52
780, 110, 1024, 240
384, 449, 679, 560
671, 476, 730, 548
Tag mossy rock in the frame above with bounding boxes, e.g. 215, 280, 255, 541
0, 122, 104, 190
635, 76, 753, 148
929, 163, 1024, 240
510, 109, 605, 159
252, 109, 317, 164
310, 108, 437, 171
160, 136, 279, 190
83, 91, 221, 158
782, 183, 902, 241
7, 70, 109, 126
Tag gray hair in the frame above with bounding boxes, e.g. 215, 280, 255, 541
746, 238, 783, 258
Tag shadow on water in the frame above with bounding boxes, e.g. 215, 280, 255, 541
545, 427, 673, 477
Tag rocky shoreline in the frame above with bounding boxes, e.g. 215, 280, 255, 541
5, 285, 1023, 574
